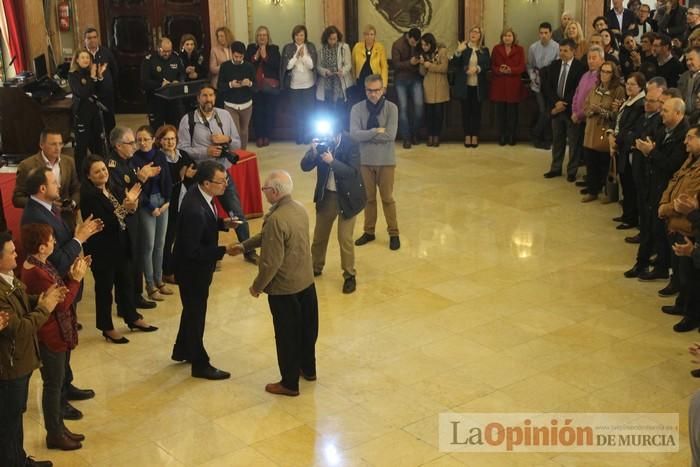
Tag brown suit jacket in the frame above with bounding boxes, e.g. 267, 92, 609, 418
12, 152, 81, 228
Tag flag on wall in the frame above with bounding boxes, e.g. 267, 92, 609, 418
1, 0, 27, 73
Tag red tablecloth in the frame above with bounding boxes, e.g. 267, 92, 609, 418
0, 172, 22, 240
214, 149, 263, 219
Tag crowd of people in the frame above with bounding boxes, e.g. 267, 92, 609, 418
4, 0, 700, 465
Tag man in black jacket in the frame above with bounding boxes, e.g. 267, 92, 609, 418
542, 39, 586, 181
300, 124, 366, 293
606, 0, 639, 42
140, 37, 185, 130
172, 161, 238, 380
84, 28, 118, 136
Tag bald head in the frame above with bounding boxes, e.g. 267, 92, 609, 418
159, 37, 173, 59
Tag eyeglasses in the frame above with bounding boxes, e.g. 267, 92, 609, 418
261, 186, 274, 191
120, 140, 136, 146
208, 179, 227, 185
365, 87, 383, 94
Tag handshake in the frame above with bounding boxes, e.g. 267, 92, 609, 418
226, 242, 245, 256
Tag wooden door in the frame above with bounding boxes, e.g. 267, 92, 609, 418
99, 0, 210, 113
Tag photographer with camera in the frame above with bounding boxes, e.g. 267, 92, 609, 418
301, 120, 366, 294
177, 85, 259, 264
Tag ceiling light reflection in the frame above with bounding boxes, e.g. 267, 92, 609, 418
511, 229, 534, 259
323, 442, 341, 465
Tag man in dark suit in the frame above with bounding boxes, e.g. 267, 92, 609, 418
300, 126, 366, 294
172, 160, 238, 380
542, 39, 586, 181
606, 0, 639, 42
13, 129, 81, 230
84, 27, 118, 137
20, 167, 103, 422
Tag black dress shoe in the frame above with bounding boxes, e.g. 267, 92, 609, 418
342, 276, 356, 294
638, 268, 669, 281
661, 305, 683, 315
673, 317, 700, 332
658, 282, 679, 297
624, 234, 640, 244
313, 270, 322, 277
25, 457, 53, 467
171, 351, 190, 363
402, 140, 412, 149
300, 369, 317, 381
691, 368, 700, 378
616, 223, 636, 230
355, 233, 375, 246
498, 136, 507, 146
135, 296, 157, 309
612, 216, 624, 222
389, 235, 401, 250
624, 264, 645, 278
76, 322, 83, 331
575, 180, 587, 187
65, 384, 95, 401
543, 171, 562, 178
46, 432, 81, 451
61, 402, 83, 420
192, 365, 231, 380
566, 175, 576, 182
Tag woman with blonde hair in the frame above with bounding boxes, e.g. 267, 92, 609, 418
210, 26, 234, 88
351, 25, 388, 103
566, 21, 588, 60
246, 25, 281, 147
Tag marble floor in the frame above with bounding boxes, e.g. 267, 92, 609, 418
21, 124, 698, 466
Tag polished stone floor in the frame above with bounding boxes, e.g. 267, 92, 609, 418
21, 127, 697, 466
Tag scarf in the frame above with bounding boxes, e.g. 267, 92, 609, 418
321, 44, 343, 102
105, 188, 128, 230
366, 96, 386, 130
27, 256, 78, 349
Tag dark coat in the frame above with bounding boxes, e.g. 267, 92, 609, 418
615, 96, 646, 174
173, 186, 227, 278
180, 49, 207, 82
68, 68, 100, 122
631, 112, 662, 199
541, 58, 586, 116
450, 46, 490, 102
489, 44, 526, 103
605, 8, 639, 39
245, 43, 281, 85
21, 198, 81, 277
647, 118, 690, 203
91, 46, 119, 111
300, 133, 366, 219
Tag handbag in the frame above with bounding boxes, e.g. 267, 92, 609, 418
261, 76, 280, 95
605, 154, 620, 203
591, 117, 611, 153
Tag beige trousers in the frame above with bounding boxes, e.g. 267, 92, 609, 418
225, 105, 253, 149
312, 191, 357, 278
360, 165, 399, 236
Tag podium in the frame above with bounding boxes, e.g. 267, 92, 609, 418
154, 79, 208, 100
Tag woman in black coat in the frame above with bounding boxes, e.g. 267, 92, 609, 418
80, 155, 157, 344
68, 48, 105, 175
246, 25, 282, 147
451, 27, 490, 148
610, 72, 646, 229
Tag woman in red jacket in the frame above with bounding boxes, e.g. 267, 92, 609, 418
489, 27, 526, 146
20, 223, 89, 451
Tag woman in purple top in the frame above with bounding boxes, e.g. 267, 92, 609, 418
132, 125, 173, 301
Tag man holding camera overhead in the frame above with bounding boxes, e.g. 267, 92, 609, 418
301, 120, 366, 293
177, 85, 259, 265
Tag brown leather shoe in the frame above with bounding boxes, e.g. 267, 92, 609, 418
162, 274, 177, 285
265, 382, 299, 397
63, 425, 85, 442
46, 432, 82, 450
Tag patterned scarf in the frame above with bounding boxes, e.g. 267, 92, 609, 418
105, 188, 128, 231
321, 44, 343, 102
27, 256, 78, 349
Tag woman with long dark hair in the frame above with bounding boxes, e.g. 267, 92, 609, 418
452, 26, 490, 148
316, 25, 353, 127
418, 32, 449, 147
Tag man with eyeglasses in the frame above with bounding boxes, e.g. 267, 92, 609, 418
13, 129, 81, 230
172, 160, 240, 380
349, 74, 400, 250
106, 126, 161, 310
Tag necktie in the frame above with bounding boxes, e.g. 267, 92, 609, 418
210, 199, 218, 217
51, 205, 62, 220
557, 62, 569, 99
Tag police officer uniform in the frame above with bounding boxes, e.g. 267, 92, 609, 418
140, 51, 186, 130
89, 46, 119, 136
106, 151, 151, 308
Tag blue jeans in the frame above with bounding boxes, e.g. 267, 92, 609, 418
139, 192, 169, 289
394, 78, 424, 140
0, 372, 31, 467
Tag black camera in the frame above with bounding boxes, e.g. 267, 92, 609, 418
220, 144, 239, 165
315, 137, 333, 156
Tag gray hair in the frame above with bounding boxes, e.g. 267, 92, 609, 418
667, 97, 686, 114
364, 73, 383, 87
109, 126, 133, 147
267, 170, 293, 195
588, 45, 605, 59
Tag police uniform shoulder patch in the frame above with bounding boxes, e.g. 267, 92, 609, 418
81, 78, 87, 85
156, 65, 162, 72
108, 159, 117, 168
124, 174, 131, 184
145, 54, 152, 60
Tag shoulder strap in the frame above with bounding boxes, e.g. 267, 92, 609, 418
188, 111, 196, 144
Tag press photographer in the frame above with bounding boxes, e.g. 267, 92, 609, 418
300, 119, 366, 293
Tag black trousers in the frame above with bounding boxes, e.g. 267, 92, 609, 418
672, 233, 700, 318
425, 103, 445, 137
0, 372, 31, 467
173, 267, 214, 369
289, 87, 316, 144
252, 91, 278, 139
74, 110, 104, 176
619, 162, 638, 226
494, 102, 519, 141
147, 95, 184, 131
460, 88, 482, 137
38, 344, 65, 436
636, 201, 655, 267
268, 284, 319, 391
162, 190, 180, 277
125, 214, 144, 297
584, 148, 609, 196
92, 255, 142, 331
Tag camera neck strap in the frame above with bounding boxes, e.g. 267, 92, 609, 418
188, 109, 226, 144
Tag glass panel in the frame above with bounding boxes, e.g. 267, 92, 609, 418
164, 16, 204, 51
113, 17, 150, 53
110, 0, 145, 6
504, 0, 561, 48
165, 0, 200, 4
117, 64, 143, 103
